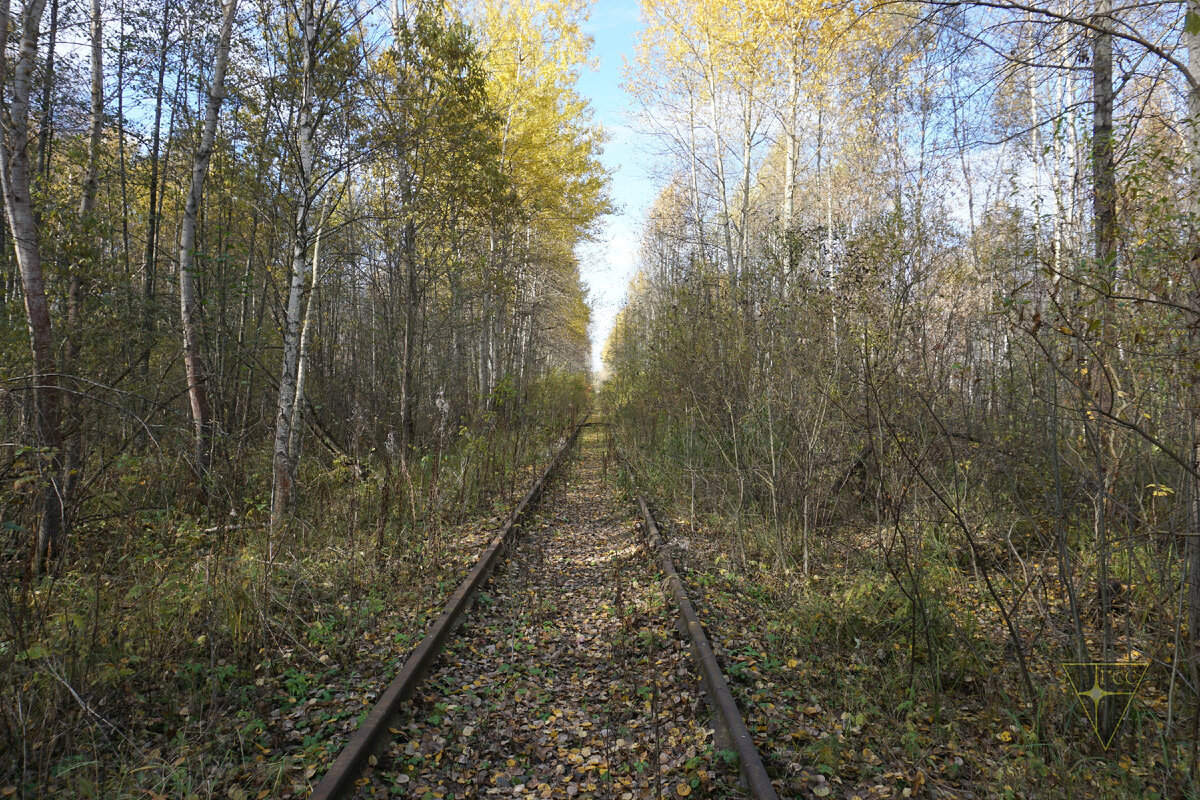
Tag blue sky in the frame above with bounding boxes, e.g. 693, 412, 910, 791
575, 0, 657, 374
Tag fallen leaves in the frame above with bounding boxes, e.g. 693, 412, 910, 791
351, 434, 736, 798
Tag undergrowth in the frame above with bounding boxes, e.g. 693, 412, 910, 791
609, 432, 1200, 799
0, 380, 584, 798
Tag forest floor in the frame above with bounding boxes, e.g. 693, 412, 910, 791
651, 509, 1185, 800
352, 428, 742, 799
5, 468, 548, 798
17, 425, 1191, 799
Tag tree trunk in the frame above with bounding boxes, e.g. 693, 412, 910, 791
74, 0, 103, 346
34, 0, 58, 182
271, 0, 318, 527
703, 32, 737, 285
116, 0, 131, 274
0, 0, 63, 573
1187, 0, 1200, 658
1092, 0, 1116, 656
1092, 0, 1116, 278
178, 0, 238, 477
737, 86, 753, 281
400, 209, 418, 454
288, 200, 327, 467
687, 87, 706, 264
781, 37, 800, 229
141, 3, 172, 370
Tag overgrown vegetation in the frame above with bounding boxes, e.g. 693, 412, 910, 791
2, 376, 586, 797
0, 0, 600, 793
605, 0, 1200, 795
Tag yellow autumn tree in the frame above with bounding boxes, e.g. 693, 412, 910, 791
631, 0, 899, 248
467, 0, 611, 382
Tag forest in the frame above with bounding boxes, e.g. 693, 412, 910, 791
0, 0, 601, 794
605, 0, 1200, 796
0, 0, 1197, 796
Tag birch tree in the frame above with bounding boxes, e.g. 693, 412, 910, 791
270, 0, 361, 526
271, 0, 323, 528
1, 0, 63, 573
1187, 0, 1200, 661
178, 0, 239, 477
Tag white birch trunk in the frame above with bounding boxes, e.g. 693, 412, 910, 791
0, 0, 62, 572
781, 38, 800, 228
738, 86, 753, 279
178, 0, 238, 476
1186, 0, 1200, 661
271, 0, 317, 528
1052, 30, 1066, 282
687, 86, 706, 263
1027, 16, 1042, 267
703, 33, 737, 286
79, 0, 102, 220
288, 200, 326, 467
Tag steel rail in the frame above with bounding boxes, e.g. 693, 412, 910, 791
612, 433, 779, 800
308, 417, 587, 800
635, 498, 781, 800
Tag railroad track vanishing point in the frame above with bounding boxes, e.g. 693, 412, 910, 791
310, 422, 780, 800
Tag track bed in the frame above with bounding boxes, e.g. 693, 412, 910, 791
350, 429, 739, 799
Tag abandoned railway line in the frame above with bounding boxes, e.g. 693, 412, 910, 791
308, 423, 780, 800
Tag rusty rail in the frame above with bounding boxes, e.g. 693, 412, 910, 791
308, 418, 586, 800
612, 434, 779, 800
635, 498, 780, 800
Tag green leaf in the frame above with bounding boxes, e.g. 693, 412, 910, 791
17, 644, 50, 661
1186, 10, 1200, 35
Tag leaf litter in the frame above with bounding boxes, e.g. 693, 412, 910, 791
352, 431, 743, 799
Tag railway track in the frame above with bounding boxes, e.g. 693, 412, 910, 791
309, 423, 779, 800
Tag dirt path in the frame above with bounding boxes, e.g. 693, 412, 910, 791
352, 428, 740, 799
